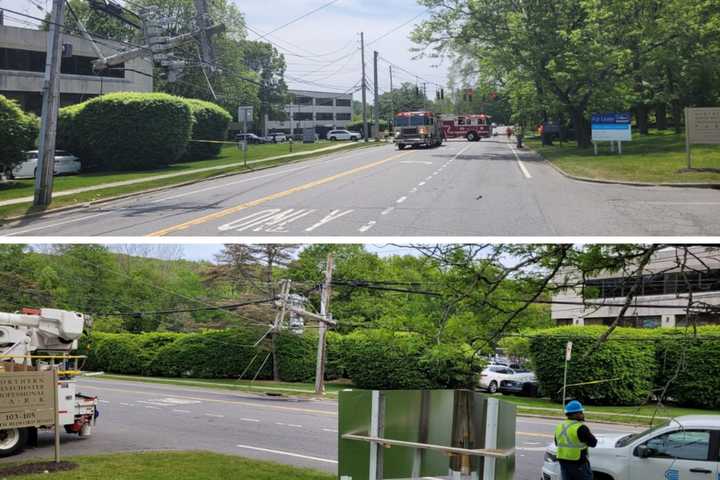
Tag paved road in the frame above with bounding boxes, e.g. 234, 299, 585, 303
12, 379, 642, 480
1, 139, 719, 236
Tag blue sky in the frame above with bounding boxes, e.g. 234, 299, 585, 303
0, 0, 451, 99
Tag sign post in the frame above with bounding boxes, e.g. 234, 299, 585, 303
562, 341, 572, 408
591, 112, 632, 155
685, 107, 720, 170
237, 106, 253, 168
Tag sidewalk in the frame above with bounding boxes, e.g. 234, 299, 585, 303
0, 142, 358, 207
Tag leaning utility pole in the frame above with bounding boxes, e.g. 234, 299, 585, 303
271, 279, 291, 382
193, 0, 216, 66
34, 0, 65, 207
373, 50, 380, 141
360, 32, 368, 143
315, 253, 334, 395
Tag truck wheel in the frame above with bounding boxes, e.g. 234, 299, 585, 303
0, 428, 28, 458
397, 144, 405, 150
488, 381, 498, 394
466, 132, 478, 142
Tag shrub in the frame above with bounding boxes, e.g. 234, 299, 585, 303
182, 99, 232, 161
275, 331, 344, 382
0, 95, 38, 172
151, 329, 272, 379
419, 343, 482, 389
529, 326, 657, 406
85, 333, 144, 374
71, 92, 192, 170
56, 103, 86, 159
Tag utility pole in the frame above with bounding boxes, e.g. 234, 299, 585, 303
271, 279, 291, 382
423, 82, 427, 110
388, 65, 394, 132
373, 51, 380, 141
34, 0, 65, 207
315, 253, 334, 395
360, 32, 368, 143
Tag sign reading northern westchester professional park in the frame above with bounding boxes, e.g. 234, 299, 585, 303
591, 112, 632, 142
0, 371, 55, 429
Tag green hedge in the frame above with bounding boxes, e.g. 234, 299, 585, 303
0, 95, 38, 172
275, 331, 343, 382
66, 92, 192, 170
528, 326, 720, 408
182, 99, 232, 161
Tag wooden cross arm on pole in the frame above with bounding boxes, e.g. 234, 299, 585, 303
278, 303, 337, 326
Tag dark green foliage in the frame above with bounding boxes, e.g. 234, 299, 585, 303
86, 333, 144, 375
419, 343, 481, 389
528, 327, 658, 406
56, 104, 85, 158
183, 99, 232, 161
0, 95, 38, 171
274, 332, 344, 382
150, 329, 272, 379
68, 92, 192, 170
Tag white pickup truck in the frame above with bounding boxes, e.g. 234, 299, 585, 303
542, 415, 720, 480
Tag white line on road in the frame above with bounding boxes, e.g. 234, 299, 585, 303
410, 187, 418, 193
235, 444, 337, 464
172, 409, 191, 413
204, 413, 225, 418
240, 418, 260, 423
322, 428, 338, 433
380, 207, 394, 215
418, 181, 426, 186
144, 406, 161, 410
510, 144, 532, 179
5, 212, 111, 236
119, 403, 130, 406
99, 400, 110, 404
396, 196, 407, 204
358, 221, 376, 232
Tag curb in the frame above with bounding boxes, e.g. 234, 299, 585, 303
0, 143, 382, 225
529, 147, 720, 189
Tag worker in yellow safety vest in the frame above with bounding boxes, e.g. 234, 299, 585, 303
554, 400, 598, 480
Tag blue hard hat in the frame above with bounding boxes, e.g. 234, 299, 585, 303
564, 400, 584, 414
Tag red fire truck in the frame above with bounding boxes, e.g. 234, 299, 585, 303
393, 111, 444, 150
441, 114, 492, 141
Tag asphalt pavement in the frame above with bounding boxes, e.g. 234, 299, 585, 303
7, 378, 643, 480
1, 139, 719, 236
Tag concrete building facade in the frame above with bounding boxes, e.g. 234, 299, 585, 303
0, 25, 153, 114
265, 88, 353, 137
552, 247, 720, 328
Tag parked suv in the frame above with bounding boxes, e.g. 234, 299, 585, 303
235, 133, 267, 144
542, 415, 720, 480
326, 129, 361, 141
479, 364, 536, 394
265, 132, 287, 143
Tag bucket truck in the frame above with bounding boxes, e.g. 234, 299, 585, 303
0, 308, 98, 457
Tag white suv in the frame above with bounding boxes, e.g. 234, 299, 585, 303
326, 129, 361, 141
542, 415, 720, 480
479, 364, 535, 393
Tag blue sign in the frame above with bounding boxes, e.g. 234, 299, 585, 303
592, 112, 631, 125
664, 469, 679, 480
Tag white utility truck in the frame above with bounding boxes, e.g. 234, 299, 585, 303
0, 308, 98, 457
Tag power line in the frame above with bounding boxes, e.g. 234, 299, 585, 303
254, 0, 340, 41
366, 10, 428, 46
97, 298, 275, 317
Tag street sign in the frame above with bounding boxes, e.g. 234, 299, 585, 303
543, 121, 561, 134
237, 106, 253, 126
686, 107, 720, 145
0, 371, 55, 429
591, 112, 632, 142
565, 341, 573, 361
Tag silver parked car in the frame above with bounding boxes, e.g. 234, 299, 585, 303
5, 150, 81, 180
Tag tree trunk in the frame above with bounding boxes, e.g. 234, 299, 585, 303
636, 105, 649, 135
672, 100, 683, 134
571, 108, 591, 148
656, 103, 668, 131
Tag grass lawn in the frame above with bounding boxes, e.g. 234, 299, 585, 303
0, 141, 377, 220
95, 373, 351, 397
501, 395, 720, 426
527, 130, 720, 184
0, 451, 333, 480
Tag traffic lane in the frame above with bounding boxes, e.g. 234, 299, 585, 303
517, 145, 720, 236
0, 144, 400, 237
164, 142, 473, 236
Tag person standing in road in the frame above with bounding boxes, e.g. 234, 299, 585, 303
554, 401, 598, 480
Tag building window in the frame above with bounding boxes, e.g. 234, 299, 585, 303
294, 96, 313, 105
335, 112, 351, 120
335, 98, 351, 107
0, 48, 124, 78
316, 112, 334, 121
585, 268, 720, 299
293, 112, 313, 121
316, 98, 334, 106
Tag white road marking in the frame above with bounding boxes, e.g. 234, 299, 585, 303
119, 403, 130, 406
204, 413, 225, 418
418, 181, 426, 186
144, 406, 161, 410
137, 400, 173, 407
240, 418, 260, 423
99, 400, 110, 404
5, 212, 111, 236
410, 187, 418, 193
425, 176, 432, 181
235, 444, 337, 464
396, 196, 407, 204
510, 144, 532, 179
172, 409, 191, 414
380, 207, 394, 215
218, 208, 315, 233
305, 209, 354, 232
358, 221, 377, 232
152, 397, 201, 405
400, 160, 432, 165
287, 424, 303, 428
322, 428, 338, 433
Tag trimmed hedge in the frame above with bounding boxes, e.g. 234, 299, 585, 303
64, 92, 193, 170
182, 99, 232, 161
0, 95, 38, 172
528, 326, 720, 408
275, 331, 343, 382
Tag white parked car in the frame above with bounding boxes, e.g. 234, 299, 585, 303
6, 150, 81, 179
542, 415, 720, 480
479, 364, 536, 393
326, 129, 361, 141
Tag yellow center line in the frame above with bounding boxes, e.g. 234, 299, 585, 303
147, 150, 413, 236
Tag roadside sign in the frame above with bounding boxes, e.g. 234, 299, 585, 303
237, 106, 253, 125
591, 112, 632, 142
685, 107, 720, 168
565, 341, 573, 361
0, 371, 55, 429
543, 121, 561, 134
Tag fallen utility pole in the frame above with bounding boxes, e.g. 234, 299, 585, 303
360, 32, 368, 143
373, 50, 380, 141
33, 0, 65, 207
